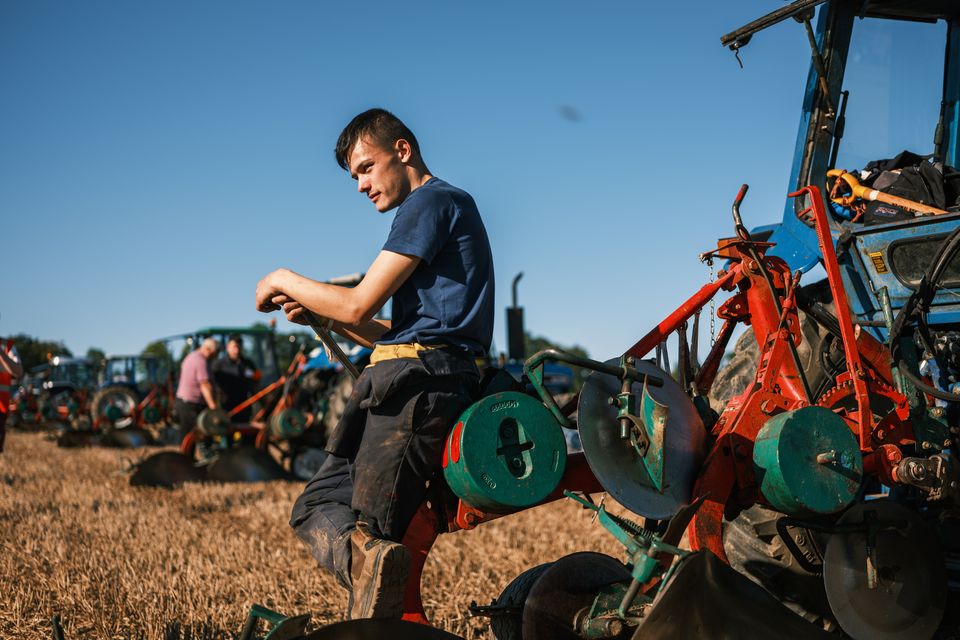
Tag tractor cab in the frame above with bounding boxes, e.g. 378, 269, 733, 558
37, 356, 97, 397
162, 325, 280, 389
25, 356, 96, 424
726, 0, 960, 339
100, 354, 170, 396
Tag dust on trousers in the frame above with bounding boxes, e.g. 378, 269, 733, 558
289, 350, 479, 588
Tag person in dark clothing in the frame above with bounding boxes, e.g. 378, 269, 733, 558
254, 108, 494, 620
211, 334, 259, 422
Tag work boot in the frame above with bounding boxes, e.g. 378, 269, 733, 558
348, 522, 411, 619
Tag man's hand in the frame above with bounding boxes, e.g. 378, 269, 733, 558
278, 296, 309, 326
199, 381, 218, 411
255, 269, 289, 312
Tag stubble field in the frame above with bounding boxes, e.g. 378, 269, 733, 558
0, 431, 627, 639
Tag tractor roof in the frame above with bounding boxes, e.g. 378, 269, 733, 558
723, 0, 960, 51
159, 325, 274, 343
195, 326, 273, 336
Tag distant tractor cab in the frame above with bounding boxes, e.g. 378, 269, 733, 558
24, 356, 96, 427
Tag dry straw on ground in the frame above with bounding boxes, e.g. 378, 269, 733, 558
0, 432, 630, 639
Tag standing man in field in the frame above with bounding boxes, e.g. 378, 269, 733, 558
255, 108, 494, 619
173, 338, 219, 442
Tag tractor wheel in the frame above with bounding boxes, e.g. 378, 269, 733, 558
708, 282, 843, 412
90, 385, 138, 429
489, 562, 555, 640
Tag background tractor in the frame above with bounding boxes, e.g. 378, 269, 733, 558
14, 356, 97, 433
78, 354, 175, 447
129, 321, 370, 486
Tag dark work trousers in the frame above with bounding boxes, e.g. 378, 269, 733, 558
289, 350, 479, 589
174, 398, 204, 441
0, 411, 6, 453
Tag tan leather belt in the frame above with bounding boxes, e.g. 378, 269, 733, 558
369, 343, 440, 365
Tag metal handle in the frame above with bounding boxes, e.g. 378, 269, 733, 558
303, 311, 360, 380
827, 169, 948, 216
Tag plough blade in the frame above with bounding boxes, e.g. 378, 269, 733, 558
302, 619, 463, 639
129, 451, 205, 488
634, 551, 832, 639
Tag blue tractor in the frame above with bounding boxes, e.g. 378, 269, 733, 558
698, 2, 960, 637
727, 0, 960, 338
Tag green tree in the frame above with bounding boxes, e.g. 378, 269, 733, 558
85, 347, 107, 377
142, 340, 173, 364
8, 333, 73, 370
274, 330, 314, 372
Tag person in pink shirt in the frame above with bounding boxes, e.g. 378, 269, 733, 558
173, 338, 219, 442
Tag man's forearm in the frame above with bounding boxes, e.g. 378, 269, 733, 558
200, 382, 217, 410
275, 271, 369, 325
331, 319, 392, 349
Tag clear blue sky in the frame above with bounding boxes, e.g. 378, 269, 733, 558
0, 1, 946, 361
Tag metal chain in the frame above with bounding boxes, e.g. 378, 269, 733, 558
708, 258, 716, 346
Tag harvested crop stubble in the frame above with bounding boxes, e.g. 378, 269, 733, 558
0, 432, 632, 639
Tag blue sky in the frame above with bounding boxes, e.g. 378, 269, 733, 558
0, 2, 947, 361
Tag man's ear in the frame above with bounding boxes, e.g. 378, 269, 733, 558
395, 138, 414, 164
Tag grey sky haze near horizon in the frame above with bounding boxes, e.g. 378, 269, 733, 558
2, 1, 946, 361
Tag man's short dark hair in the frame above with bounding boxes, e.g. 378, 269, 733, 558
227, 334, 243, 347
335, 108, 420, 171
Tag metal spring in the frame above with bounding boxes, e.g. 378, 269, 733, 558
609, 511, 656, 543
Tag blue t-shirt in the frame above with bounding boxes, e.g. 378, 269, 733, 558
379, 177, 494, 356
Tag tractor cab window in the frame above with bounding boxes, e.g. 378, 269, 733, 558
105, 359, 132, 384
833, 16, 947, 171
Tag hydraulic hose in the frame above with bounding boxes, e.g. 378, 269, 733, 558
889, 225, 960, 402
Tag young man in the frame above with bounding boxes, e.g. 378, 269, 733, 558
254, 108, 494, 619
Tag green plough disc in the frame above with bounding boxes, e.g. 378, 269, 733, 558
196, 408, 230, 437
270, 408, 307, 439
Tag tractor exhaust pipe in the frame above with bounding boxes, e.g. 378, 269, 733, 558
507, 272, 525, 361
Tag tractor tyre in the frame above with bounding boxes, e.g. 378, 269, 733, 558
90, 385, 139, 429
489, 562, 554, 640
708, 281, 842, 412
723, 505, 837, 630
